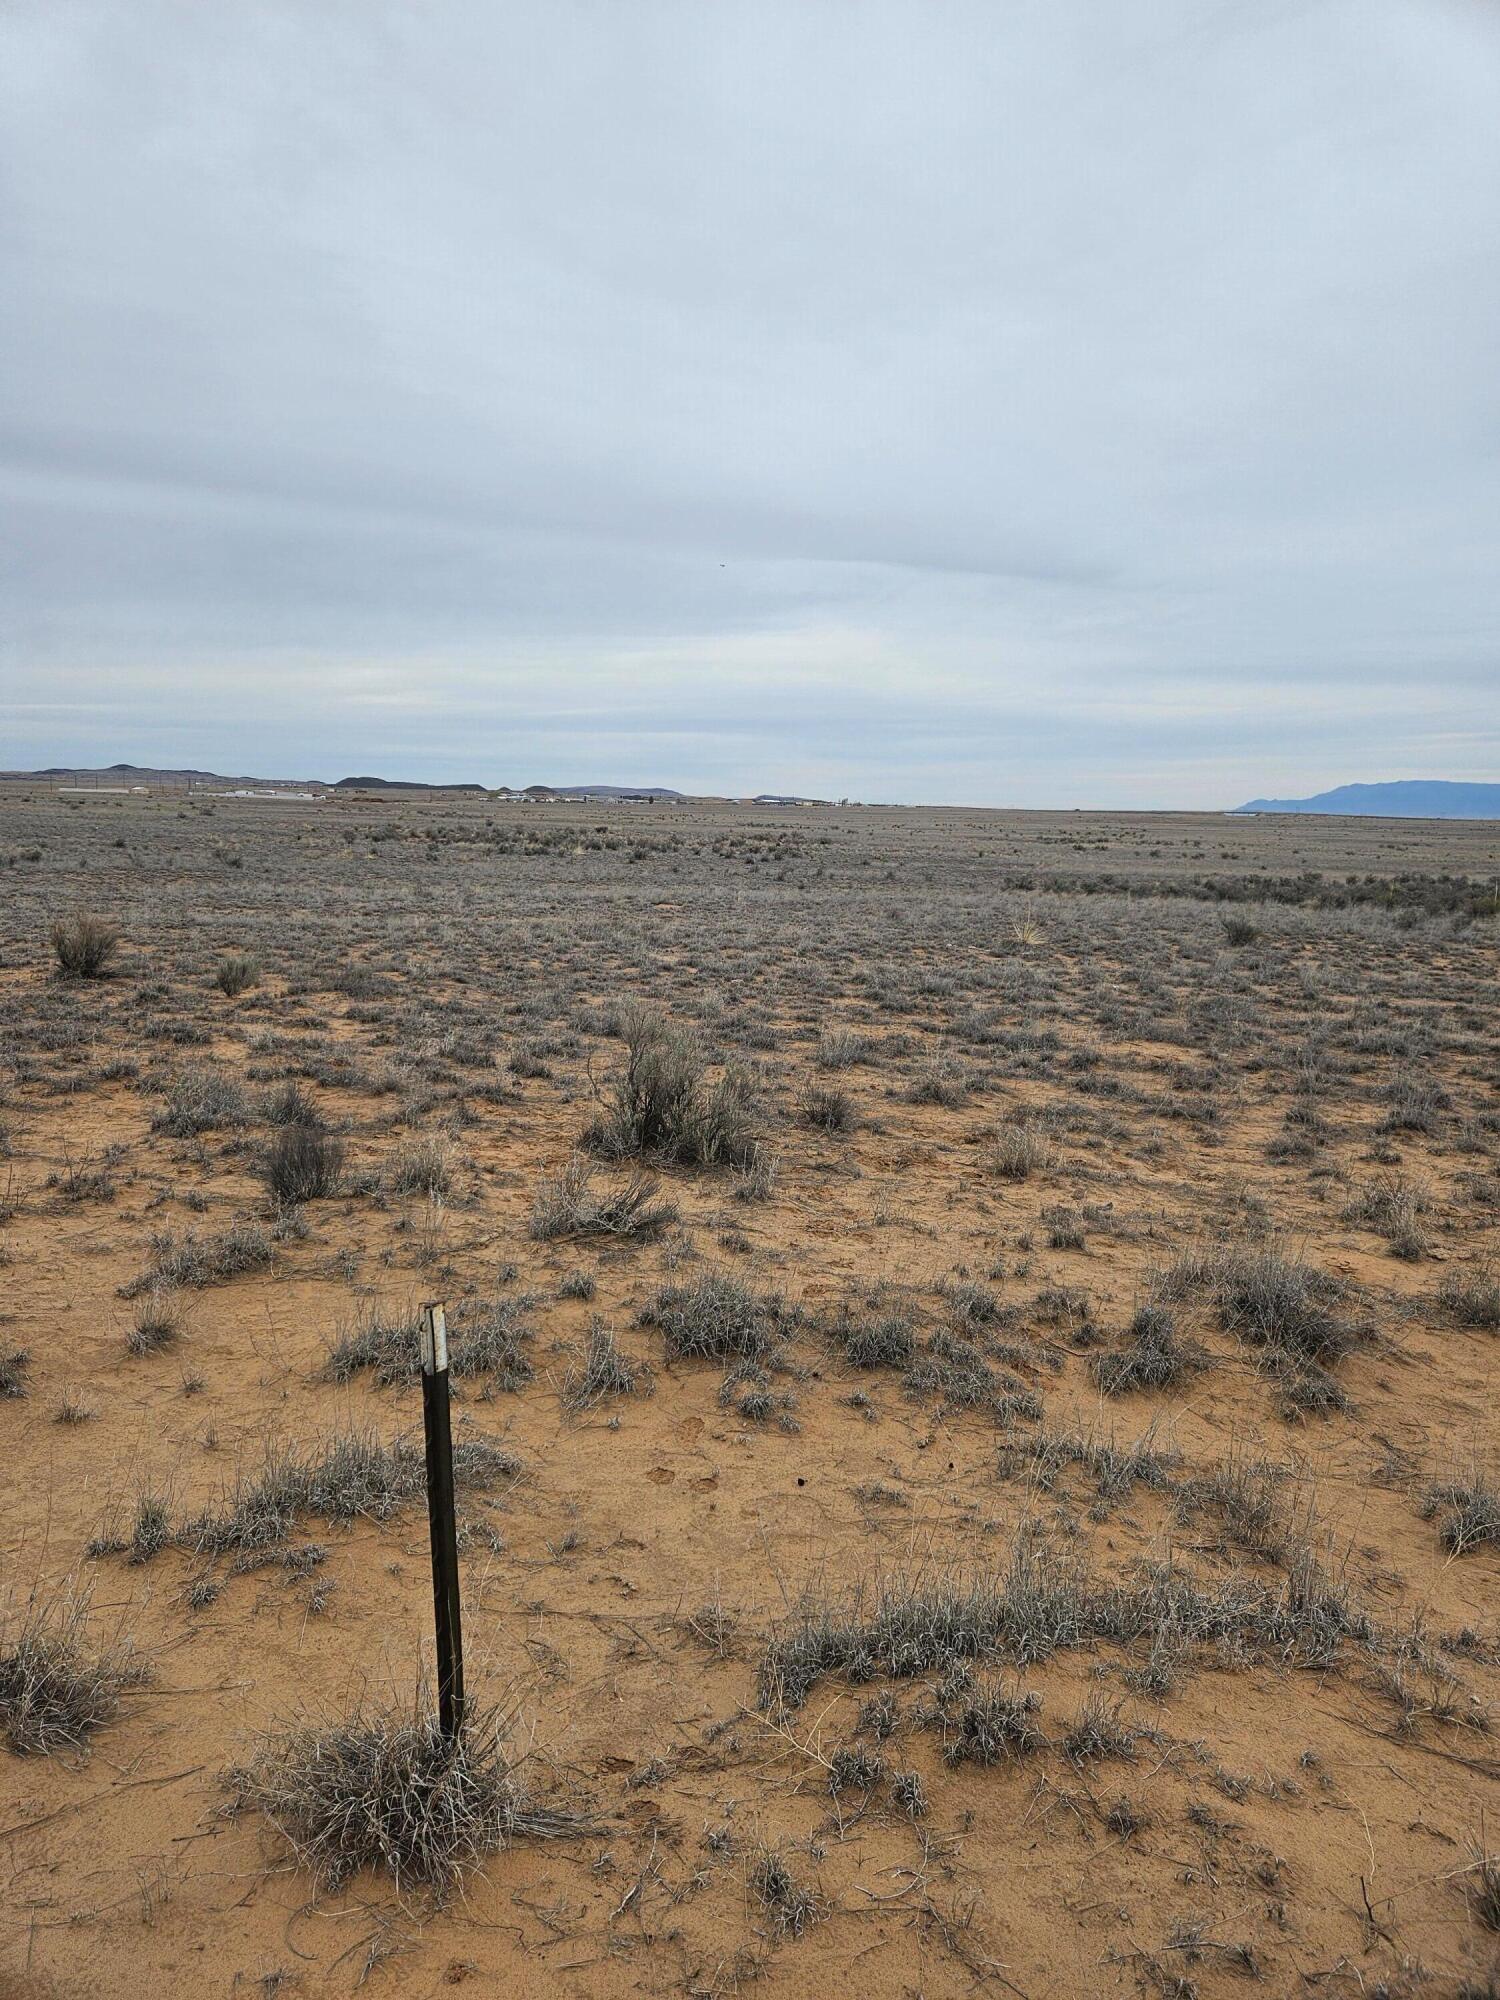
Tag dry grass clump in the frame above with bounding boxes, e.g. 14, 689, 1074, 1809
1062, 1693, 1141, 1765
1157, 1244, 1363, 1410
1175, 1453, 1294, 1561
325, 1303, 424, 1386
103, 1428, 519, 1565
943, 1683, 1045, 1766
1438, 1267, 1500, 1331
905, 1049, 970, 1107
152, 1065, 251, 1137
127, 1286, 183, 1356
226, 1696, 583, 1893
116, 1488, 173, 1565
1043, 1204, 1086, 1250
529, 1155, 678, 1240
583, 1008, 756, 1168
997, 1424, 1180, 1507
47, 1147, 120, 1203
0, 1580, 147, 1753
759, 1537, 1369, 1709
328, 1297, 535, 1390
1463, 1845, 1500, 1934
1090, 1303, 1206, 1396
799, 1083, 857, 1132
263, 1080, 321, 1127
730, 1145, 778, 1203
124, 1220, 274, 1293
985, 1122, 1054, 1181
386, 1134, 457, 1197
1, 1346, 31, 1398
1343, 1175, 1431, 1260
902, 1328, 1039, 1423
1100, 1794, 1149, 1839
1377, 1068, 1448, 1134
825, 1295, 918, 1370
261, 1123, 344, 1205
639, 1269, 789, 1362
890, 1768, 927, 1818
942, 1278, 1004, 1327
563, 1320, 650, 1411
186, 1431, 435, 1557
50, 912, 119, 979
1421, 1469, 1500, 1556
827, 1743, 885, 1794
748, 1842, 823, 1937
444, 1297, 536, 1389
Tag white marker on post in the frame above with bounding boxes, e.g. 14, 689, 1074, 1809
421, 1301, 448, 1374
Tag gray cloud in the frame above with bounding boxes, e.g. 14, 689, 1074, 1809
2, 0, 1497, 803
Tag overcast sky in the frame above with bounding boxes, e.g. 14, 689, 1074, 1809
2, 1, 1497, 805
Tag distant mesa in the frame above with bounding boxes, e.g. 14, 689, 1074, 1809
1233, 780, 1500, 820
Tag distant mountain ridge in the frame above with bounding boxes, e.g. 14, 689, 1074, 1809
1233, 780, 1500, 820
1, 761, 308, 787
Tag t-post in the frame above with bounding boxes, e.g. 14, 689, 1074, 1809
420, 1302, 466, 1742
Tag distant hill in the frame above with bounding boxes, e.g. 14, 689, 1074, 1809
332, 775, 486, 793
1233, 780, 1500, 820
0, 761, 315, 788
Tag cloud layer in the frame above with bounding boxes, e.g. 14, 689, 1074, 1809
3, 1, 1497, 802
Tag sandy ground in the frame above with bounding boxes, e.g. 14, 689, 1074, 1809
1, 789, 1497, 1999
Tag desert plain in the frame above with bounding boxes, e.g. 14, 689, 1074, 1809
0, 785, 1497, 1999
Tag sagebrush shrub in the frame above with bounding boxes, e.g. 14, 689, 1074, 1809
583, 1010, 755, 1167
215, 953, 260, 997
50, 914, 119, 979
